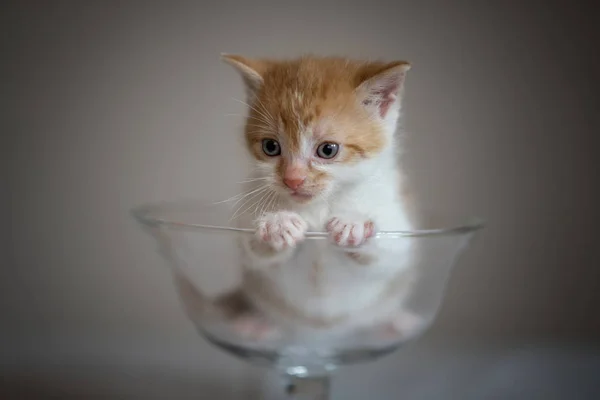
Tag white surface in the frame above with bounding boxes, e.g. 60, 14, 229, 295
2, 335, 599, 399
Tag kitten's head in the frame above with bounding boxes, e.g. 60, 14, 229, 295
222, 54, 410, 204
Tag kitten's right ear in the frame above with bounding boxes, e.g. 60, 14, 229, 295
355, 61, 411, 120
221, 53, 268, 99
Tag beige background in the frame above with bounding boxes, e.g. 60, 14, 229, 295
3, 0, 600, 398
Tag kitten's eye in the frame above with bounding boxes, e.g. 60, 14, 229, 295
262, 139, 281, 156
316, 142, 339, 159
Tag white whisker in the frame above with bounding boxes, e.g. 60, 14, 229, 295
265, 190, 279, 214
244, 123, 273, 131
232, 98, 274, 128
231, 184, 269, 208
229, 186, 270, 221
255, 97, 276, 125
260, 190, 277, 217
253, 189, 273, 218
212, 191, 249, 205
213, 183, 268, 206
236, 177, 269, 184
223, 113, 272, 125
231, 197, 260, 222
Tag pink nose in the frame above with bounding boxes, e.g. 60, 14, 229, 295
283, 177, 305, 190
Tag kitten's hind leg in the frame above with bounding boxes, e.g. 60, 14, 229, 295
173, 271, 280, 341
231, 313, 281, 341
172, 270, 216, 320
214, 290, 281, 341
375, 310, 425, 342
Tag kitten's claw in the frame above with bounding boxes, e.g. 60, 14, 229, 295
326, 217, 375, 247
256, 211, 308, 251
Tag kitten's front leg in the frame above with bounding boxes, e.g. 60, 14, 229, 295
233, 211, 307, 341
241, 210, 308, 268
326, 215, 378, 265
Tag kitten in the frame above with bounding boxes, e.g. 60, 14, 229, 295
200, 54, 421, 343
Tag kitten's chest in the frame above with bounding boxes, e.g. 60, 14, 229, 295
294, 203, 331, 231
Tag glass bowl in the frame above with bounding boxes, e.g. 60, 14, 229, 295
132, 199, 484, 399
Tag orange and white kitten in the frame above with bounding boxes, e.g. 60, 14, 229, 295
218, 54, 420, 342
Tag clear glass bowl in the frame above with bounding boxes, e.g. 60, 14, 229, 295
132, 199, 484, 399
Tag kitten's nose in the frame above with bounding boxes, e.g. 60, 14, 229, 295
283, 164, 307, 190
283, 177, 305, 190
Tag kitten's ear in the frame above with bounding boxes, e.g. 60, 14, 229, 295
355, 61, 411, 119
221, 53, 269, 99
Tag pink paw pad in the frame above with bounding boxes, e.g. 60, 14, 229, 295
256, 211, 308, 251
326, 218, 375, 247
375, 312, 424, 342
231, 315, 279, 341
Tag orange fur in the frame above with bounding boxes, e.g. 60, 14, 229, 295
213, 54, 419, 335
224, 54, 410, 190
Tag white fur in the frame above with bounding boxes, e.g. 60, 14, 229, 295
232, 90, 419, 341
224, 62, 421, 342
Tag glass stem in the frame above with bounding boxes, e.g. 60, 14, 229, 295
283, 374, 331, 400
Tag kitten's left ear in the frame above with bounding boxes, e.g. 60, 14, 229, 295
221, 53, 270, 100
355, 61, 411, 119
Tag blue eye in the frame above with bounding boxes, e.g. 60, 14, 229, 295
316, 142, 339, 159
262, 139, 281, 156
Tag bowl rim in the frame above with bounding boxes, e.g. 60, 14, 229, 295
131, 201, 485, 239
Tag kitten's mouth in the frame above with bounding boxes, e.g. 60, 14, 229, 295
289, 191, 315, 202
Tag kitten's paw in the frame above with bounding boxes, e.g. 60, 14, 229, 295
326, 217, 375, 247
256, 211, 308, 251
377, 311, 425, 341
231, 314, 280, 341
390, 311, 424, 335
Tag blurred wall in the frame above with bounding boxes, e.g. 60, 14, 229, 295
3, 0, 599, 355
